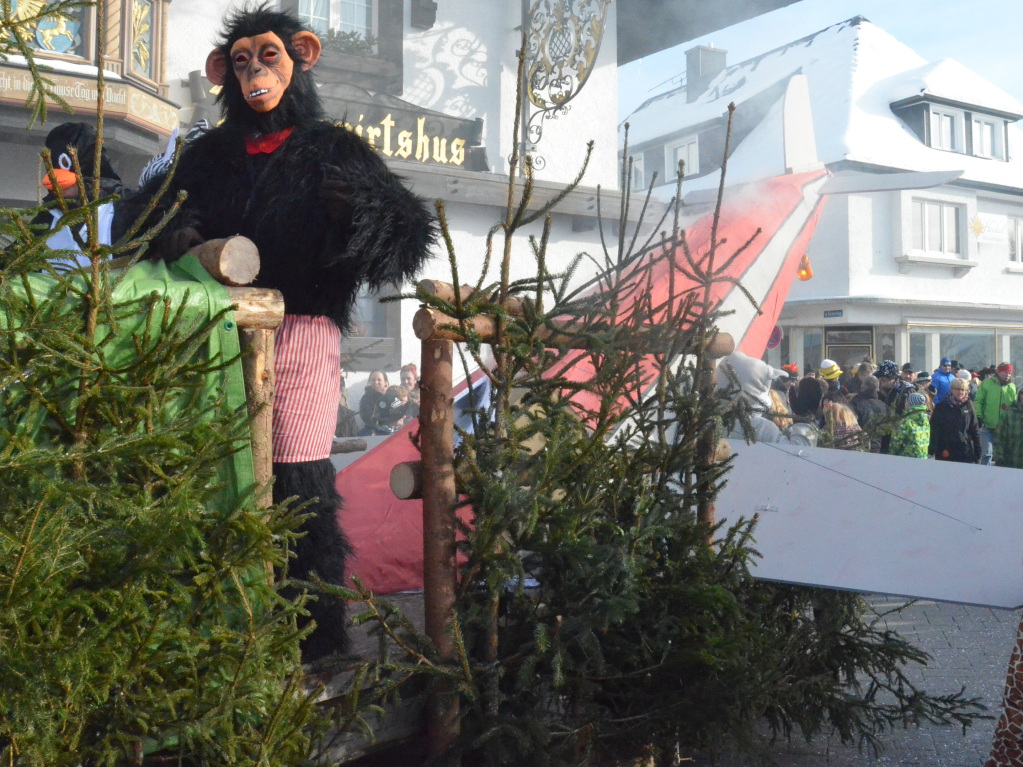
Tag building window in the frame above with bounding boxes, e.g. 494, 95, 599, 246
912, 199, 962, 255
345, 285, 401, 371
629, 154, 645, 190
295, 0, 375, 39
1009, 217, 1023, 262
298, 0, 330, 35
929, 108, 961, 152
972, 117, 1004, 159
340, 0, 375, 38
666, 136, 698, 177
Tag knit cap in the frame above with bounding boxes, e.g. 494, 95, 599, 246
907, 392, 926, 408
940, 357, 952, 366
875, 360, 899, 379
818, 359, 842, 381
998, 362, 1014, 374
956, 369, 972, 381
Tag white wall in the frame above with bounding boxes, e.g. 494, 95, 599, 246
404, 1, 619, 189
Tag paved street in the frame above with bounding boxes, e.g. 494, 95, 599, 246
347, 595, 1021, 766
699, 598, 1022, 766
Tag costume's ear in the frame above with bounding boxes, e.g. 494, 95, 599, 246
291, 31, 321, 70
205, 48, 228, 85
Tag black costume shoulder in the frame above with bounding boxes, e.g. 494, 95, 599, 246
116, 120, 435, 331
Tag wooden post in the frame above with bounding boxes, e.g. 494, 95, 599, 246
240, 328, 275, 508
419, 338, 460, 763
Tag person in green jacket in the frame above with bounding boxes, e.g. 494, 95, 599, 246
889, 392, 930, 459
995, 388, 1023, 469
975, 362, 1017, 465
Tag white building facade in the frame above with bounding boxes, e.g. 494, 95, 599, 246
3, 0, 638, 390
624, 16, 1023, 377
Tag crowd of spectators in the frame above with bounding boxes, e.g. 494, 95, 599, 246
755, 354, 1022, 466
331, 363, 422, 448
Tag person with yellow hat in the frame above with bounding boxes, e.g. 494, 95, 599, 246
818, 359, 843, 392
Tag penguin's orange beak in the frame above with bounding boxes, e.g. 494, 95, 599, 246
42, 168, 78, 191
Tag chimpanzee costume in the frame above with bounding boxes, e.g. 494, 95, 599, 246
116, 7, 434, 660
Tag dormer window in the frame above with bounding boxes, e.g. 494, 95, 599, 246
666, 136, 699, 177
972, 117, 1004, 159
929, 107, 962, 152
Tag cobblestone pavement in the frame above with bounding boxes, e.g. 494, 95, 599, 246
696, 598, 1022, 767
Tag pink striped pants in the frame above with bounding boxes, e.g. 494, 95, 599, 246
272, 315, 341, 463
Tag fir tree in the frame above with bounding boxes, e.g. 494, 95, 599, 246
0, 4, 323, 765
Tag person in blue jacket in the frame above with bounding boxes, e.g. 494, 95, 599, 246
931, 357, 957, 404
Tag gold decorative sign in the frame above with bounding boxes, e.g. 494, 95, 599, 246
523, 0, 611, 166
0, 65, 177, 135
342, 112, 470, 166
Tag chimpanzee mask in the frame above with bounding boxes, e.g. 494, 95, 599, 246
205, 30, 321, 114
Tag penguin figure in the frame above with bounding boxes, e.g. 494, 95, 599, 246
35, 122, 123, 271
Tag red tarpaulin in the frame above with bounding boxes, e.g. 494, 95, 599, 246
339, 170, 828, 594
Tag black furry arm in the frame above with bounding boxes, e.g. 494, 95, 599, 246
317, 125, 437, 290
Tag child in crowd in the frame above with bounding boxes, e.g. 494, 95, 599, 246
889, 392, 930, 459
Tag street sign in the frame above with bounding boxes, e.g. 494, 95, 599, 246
717, 440, 1023, 609
766, 325, 783, 349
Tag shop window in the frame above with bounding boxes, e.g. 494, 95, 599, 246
912, 198, 962, 256
909, 325, 996, 374
802, 329, 822, 373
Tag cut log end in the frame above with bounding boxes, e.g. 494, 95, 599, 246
189, 236, 260, 286
390, 460, 424, 500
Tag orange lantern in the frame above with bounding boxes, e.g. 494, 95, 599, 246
797, 253, 813, 281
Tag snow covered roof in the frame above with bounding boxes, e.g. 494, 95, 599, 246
624, 16, 1023, 194
888, 59, 1023, 117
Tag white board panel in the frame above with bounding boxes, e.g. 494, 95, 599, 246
717, 440, 1023, 608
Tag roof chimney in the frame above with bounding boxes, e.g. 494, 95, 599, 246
685, 45, 727, 103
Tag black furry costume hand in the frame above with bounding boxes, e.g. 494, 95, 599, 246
117, 6, 435, 661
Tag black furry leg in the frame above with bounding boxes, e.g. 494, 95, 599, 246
273, 459, 352, 661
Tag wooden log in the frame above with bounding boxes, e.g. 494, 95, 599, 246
241, 328, 275, 508
418, 279, 527, 317
104, 236, 260, 287
390, 460, 424, 500
187, 236, 260, 286
419, 338, 460, 759
225, 287, 285, 330
414, 306, 497, 342
331, 438, 368, 454
705, 331, 735, 358
413, 305, 735, 359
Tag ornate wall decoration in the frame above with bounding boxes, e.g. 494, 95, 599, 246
131, 0, 154, 79
523, 0, 610, 167
11, 0, 84, 56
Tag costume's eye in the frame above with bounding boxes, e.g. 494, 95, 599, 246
262, 47, 279, 64
58, 152, 72, 170
233, 51, 250, 68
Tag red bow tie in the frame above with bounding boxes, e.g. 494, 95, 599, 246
244, 126, 294, 155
